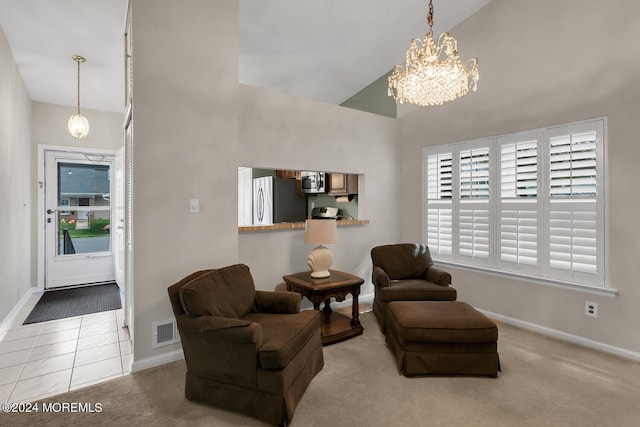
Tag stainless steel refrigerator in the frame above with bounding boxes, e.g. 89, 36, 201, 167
253, 176, 306, 225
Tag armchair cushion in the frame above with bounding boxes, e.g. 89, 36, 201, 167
245, 310, 321, 370
381, 280, 457, 302
179, 264, 256, 318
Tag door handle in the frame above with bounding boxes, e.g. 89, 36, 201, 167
46, 209, 55, 214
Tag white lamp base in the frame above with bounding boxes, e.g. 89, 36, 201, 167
307, 245, 333, 279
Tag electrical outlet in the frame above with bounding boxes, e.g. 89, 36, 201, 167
585, 301, 598, 318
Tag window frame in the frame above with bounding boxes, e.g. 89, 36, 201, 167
422, 118, 609, 292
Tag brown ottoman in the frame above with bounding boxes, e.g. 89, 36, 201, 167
385, 301, 500, 377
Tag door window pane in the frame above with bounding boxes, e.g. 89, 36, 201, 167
57, 163, 111, 256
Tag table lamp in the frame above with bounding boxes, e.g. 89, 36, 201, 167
304, 219, 337, 278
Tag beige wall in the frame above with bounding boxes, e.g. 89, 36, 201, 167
31, 101, 123, 151
130, 0, 242, 363
0, 29, 123, 323
0, 26, 32, 321
130, 0, 400, 363
398, 0, 640, 354
238, 85, 399, 295
30, 102, 123, 288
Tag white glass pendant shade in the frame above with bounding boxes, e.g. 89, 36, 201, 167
68, 114, 89, 139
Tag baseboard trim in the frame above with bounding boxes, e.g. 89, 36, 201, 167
0, 287, 38, 336
479, 308, 640, 362
131, 349, 184, 373
130, 296, 639, 372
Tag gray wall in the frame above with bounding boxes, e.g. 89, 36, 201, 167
340, 71, 397, 118
129, 0, 400, 363
0, 27, 32, 321
398, 0, 640, 354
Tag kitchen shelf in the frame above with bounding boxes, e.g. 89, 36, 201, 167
238, 219, 369, 233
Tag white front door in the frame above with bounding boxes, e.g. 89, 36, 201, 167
44, 149, 116, 288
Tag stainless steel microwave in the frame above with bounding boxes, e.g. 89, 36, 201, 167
300, 171, 326, 193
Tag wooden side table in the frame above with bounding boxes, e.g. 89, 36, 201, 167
283, 270, 364, 345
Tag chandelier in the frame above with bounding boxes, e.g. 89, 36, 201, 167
68, 55, 90, 139
388, 0, 479, 107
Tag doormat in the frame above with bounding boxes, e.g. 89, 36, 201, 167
23, 282, 122, 325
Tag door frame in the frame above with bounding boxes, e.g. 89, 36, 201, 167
37, 145, 121, 290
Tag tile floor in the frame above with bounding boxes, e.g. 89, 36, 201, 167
0, 291, 132, 404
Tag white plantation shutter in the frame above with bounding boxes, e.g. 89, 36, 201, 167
427, 208, 452, 255
459, 206, 490, 260
500, 139, 538, 198
500, 208, 537, 266
549, 204, 597, 275
426, 152, 452, 200
125, 121, 133, 252
545, 121, 603, 285
458, 145, 491, 265
498, 134, 539, 272
549, 131, 597, 197
425, 152, 453, 257
423, 118, 605, 288
460, 147, 490, 198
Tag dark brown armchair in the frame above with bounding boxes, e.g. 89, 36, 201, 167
371, 243, 457, 332
167, 264, 324, 426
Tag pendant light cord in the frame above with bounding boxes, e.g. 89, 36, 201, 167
72, 55, 85, 115
76, 58, 81, 115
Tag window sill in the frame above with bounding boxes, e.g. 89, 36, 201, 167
433, 260, 618, 298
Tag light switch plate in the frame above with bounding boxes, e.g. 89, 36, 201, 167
189, 198, 200, 213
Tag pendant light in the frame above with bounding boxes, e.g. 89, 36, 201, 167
68, 55, 90, 139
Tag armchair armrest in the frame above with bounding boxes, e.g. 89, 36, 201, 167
372, 265, 390, 288
253, 290, 301, 314
177, 314, 263, 388
178, 315, 262, 345
426, 266, 452, 286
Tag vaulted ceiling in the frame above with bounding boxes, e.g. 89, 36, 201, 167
0, 0, 492, 113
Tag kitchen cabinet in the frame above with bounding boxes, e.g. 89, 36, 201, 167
328, 173, 358, 195
275, 170, 297, 179
275, 170, 304, 194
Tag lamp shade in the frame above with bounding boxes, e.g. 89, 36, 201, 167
304, 219, 337, 245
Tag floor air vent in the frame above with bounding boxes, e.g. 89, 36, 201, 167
152, 319, 179, 348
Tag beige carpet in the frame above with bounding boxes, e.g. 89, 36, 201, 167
4, 311, 640, 426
